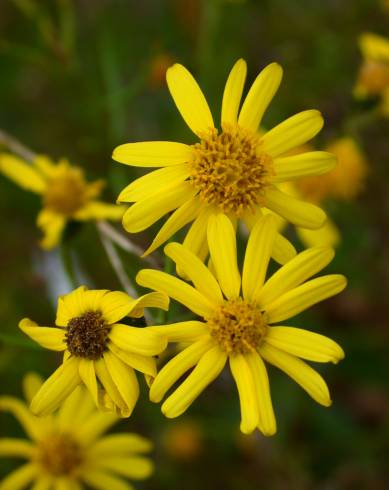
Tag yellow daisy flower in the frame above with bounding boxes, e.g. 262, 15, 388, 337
137, 214, 346, 436
113, 59, 335, 264
19, 286, 169, 417
0, 373, 154, 490
0, 153, 124, 250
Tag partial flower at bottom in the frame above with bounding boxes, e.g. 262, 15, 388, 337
0, 373, 154, 490
137, 214, 346, 436
19, 286, 169, 417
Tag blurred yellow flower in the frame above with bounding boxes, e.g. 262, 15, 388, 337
19, 286, 169, 417
113, 59, 335, 265
0, 153, 124, 250
0, 373, 154, 490
354, 32, 389, 115
137, 214, 346, 436
162, 420, 203, 461
149, 53, 175, 88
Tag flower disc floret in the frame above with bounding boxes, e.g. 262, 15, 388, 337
66, 311, 110, 360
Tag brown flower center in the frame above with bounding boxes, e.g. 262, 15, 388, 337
44, 174, 88, 215
189, 124, 274, 216
66, 311, 110, 359
207, 298, 268, 354
37, 433, 83, 476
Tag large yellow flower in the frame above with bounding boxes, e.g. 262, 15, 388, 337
137, 214, 346, 436
19, 286, 169, 417
113, 59, 336, 264
0, 373, 154, 490
0, 153, 124, 250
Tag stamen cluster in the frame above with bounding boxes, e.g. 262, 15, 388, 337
66, 311, 110, 359
37, 433, 83, 476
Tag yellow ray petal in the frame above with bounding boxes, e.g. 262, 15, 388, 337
265, 186, 326, 229
359, 32, 389, 61
108, 343, 157, 377
161, 346, 227, 418
0, 396, 43, 440
117, 165, 190, 203
273, 151, 336, 183
242, 214, 277, 302
265, 274, 347, 323
229, 354, 260, 434
81, 289, 109, 313
147, 321, 209, 343
81, 470, 135, 490
77, 411, 118, 445
57, 385, 85, 430
94, 456, 154, 480
127, 292, 169, 318
259, 246, 334, 307
0, 153, 46, 193
89, 433, 152, 456
0, 439, 34, 458
55, 286, 89, 326
149, 337, 214, 403
22, 372, 43, 404
0, 463, 37, 490
112, 141, 192, 167
37, 209, 66, 250
78, 359, 99, 406
221, 58, 247, 125
74, 201, 124, 221
266, 326, 345, 364
259, 342, 332, 406
94, 358, 129, 417
166, 63, 214, 136
207, 214, 241, 299
164, 242, 223, 304
136, 269, 214, 318
109, 324, 167, 356
18, 319, 66, 351
262, 110, 324, 158
122, 182, 196, 233
238, 62, 283, 131
100, 291, 134, 324
297, 219, 340, 248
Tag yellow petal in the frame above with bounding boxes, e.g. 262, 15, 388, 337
112, 141, 192, 167
56, 385, 85, 430
266, 274, 347, 324
18, 319, 66, 351
359, 32, 389, 61
122, 182, 196, 233
117, 164, 190, 202
94, 358, 129, 417
127, 292, 169, 318
207, 214, 241, 299
94, 456, 154, 480
238, 62, 283, 131
0, 439, 34, 458
80, 289, 109, 313
259, 246, 335, 306
143, 196, 203, 256
55, 286, 89, 326
297, 219, 340, 248
262, 110, 324, 158
259, 342, 332, 406
77, 411, 118, 445
164, 242, 223, 304
166, 63, 214, 136
265, 186, 327, 229
0, 397, 43, 440
229, 354, 259, 434
100, 291, 134, 324
81, 470, 135, 490
0, 153, 46, 193
78, 359, 99, 406
37, 209, 66, 250
149, 336, 214, 403
273, 151, 337, 183
108, 343, 157, 377
22, 372, 43, 403
266, 327, 345, 364
245, 352, 276, 436
136, 269, 214, 318
147, 321, 209, 343
109, 324, 167, 356
0, 463, 37, 490
221, 58, 247, 125
74, 201, 124, 221
89, 433, 152, 456
242, 215, 277, 302
161, 346, 227, 418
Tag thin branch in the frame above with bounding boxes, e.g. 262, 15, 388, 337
0, 129, 36, 162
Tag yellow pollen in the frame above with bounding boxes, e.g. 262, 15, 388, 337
43, 172, 88, 215
189, 124, 274, 216
207, 298, 268, 354
37, 433, 83, 476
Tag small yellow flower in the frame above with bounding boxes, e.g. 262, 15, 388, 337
0, 153, 124, 250
113, 59, 335, 265
162, 420, 203, 461
137, 214, 346, 436
0, 373, 154, 490
19, 286, 169, 417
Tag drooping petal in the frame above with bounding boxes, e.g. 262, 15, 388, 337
109, 324, 167, 356
127, 292, 169, 318
265, 186, 327, 229
259, 342, 332, 406
100, 291, 134, 324
207, 214, 241, 299
166, 63, 214, 136
238, 62, 283, 132
0, 463, 37, 490
0, 153, 46, 193
273, 151, 337, 183
37, 209, 66, 250
18, 319, 66, 351
221, 58, 247, 125
266, 327, 345, 364
78, 359, 99, 406
112, 141, 193, 167
108, 343, 157, 377
265, 274, 347, 324
161, 346, 227, 418
147, 321, 209, 343
261, 110, 324, 158
136, 269, 214, 318
94, 358, 129, 417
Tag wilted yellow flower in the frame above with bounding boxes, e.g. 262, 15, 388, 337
0, 153, 124, 250
0, 373, 154, 490
137, 214, 346, 436
19, 286, 169, 417
113, 59, 335, 265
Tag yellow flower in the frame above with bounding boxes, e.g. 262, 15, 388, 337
0, 373, 154, 490
113, 59, 335, 265
137, 214, 346, 436
0, 153, 124, 250
19, 286, 169, 417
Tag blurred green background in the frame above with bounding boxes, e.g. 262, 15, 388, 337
1, 0, 388, 488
